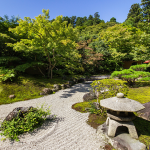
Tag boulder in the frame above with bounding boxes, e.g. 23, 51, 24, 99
137, 102, 150, 121
53, 84, 61, 90
9, 94, 15, 99
93, 102, 100, 110
67, 81, 74, 85
52, 89, 58, 92
1, 106, 38, 127
41, 88, 53, 95
83, 90, 97, 102
65, 84, 71, 88
61, 84, 66, 89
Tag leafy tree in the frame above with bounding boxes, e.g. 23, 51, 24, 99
99, 24, 147, 62
141, 0, 150, 24
93, 12, 101, 25
125, 3, 142, 26
70, 16, 76, 27
62, 16, 71, 26
5, 9, 83, 79
76, 17, 83, 26
110, 17, 117, 22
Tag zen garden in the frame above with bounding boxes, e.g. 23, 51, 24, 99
0, 1, 150, 149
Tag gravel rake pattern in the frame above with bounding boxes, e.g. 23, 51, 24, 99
0, 83, 106, 150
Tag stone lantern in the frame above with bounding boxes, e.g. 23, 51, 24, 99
100, 93, 145, 139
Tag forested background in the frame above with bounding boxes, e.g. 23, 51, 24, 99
0, 0, 150, 79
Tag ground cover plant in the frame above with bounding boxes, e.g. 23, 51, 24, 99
0, 103, 54, 142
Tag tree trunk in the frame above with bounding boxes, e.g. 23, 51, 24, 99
51, 68, 53, 79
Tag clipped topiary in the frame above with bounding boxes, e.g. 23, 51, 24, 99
91, 79, 129, 100
111, 69, 150, 86
89, 79, 128, 117
129, 64, 148, 71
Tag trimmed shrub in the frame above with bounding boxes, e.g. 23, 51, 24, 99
90, 79, 129, 99
130, 64, 148, 71
111, 69, 150, 86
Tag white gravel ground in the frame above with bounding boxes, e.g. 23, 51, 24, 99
0, 82, 106, 150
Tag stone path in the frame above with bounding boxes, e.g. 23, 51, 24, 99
0, 82, 106, 150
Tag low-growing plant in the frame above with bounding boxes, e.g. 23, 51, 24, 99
0, 67, 17, 83
0, 103, 54, 142
88, 102, 107, 117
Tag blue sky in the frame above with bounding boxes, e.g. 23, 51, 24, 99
0, 0, 142, 23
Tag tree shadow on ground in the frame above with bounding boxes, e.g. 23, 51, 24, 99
59, 83, 92, 99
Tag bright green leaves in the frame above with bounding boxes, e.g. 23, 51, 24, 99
99, 24, 149, 62
5, 9, 81, 78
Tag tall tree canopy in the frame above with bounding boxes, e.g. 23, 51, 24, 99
6, 9, 83, 79
141, 0, 150, 24
125, 3, 142, 26
110, 17, 117, 22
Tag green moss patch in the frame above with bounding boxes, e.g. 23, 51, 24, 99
86, 114, 106, 129
72, 102, 91, 113
127, 86, 150, 104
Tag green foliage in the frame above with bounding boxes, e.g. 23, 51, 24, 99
0, 103, 53, 141
88, 102, 107, 117
0, 56, 21, 65
14, 61, 47, 72
6, 9, 82, 79
110, 17, 117, 22
91, 79, 129, 99
125, 3, 142, 26
0, 67, 17, 82
129, 64, 148, 71
111, 69, 150, 86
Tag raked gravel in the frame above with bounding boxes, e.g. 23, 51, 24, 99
0, 82, 106, 150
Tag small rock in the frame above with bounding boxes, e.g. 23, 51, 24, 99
52, 89, 58, 92
40, 92, 45, 95
42, 88, 53, 95
93, 102, 100, 110
61, 84, 66, 89
67, 81, 74, 85
65, 84, 71, 88
9, 95, 15, 99
53, 84, 61, 90
83, 92, 97, 102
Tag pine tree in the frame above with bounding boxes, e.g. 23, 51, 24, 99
141, 0, 150, 24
